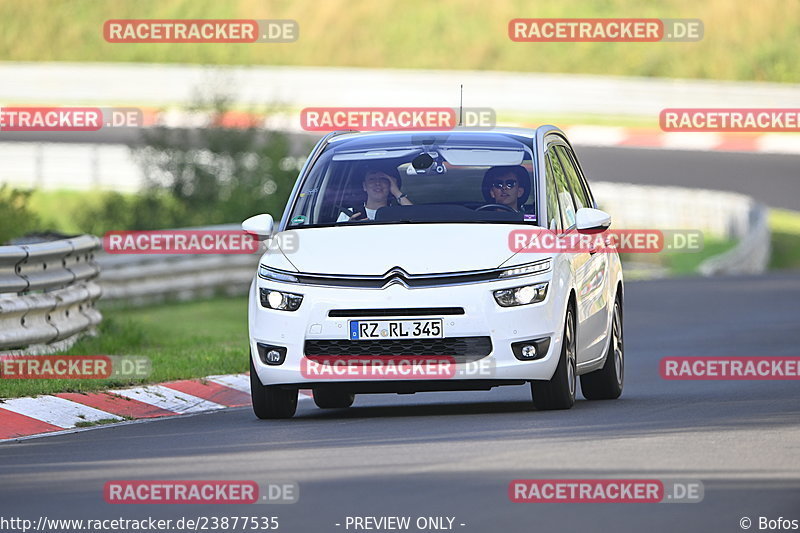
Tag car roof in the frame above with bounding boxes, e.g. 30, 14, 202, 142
324, 126, 564, 145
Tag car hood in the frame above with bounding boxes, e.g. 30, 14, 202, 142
265, 224, 548, 276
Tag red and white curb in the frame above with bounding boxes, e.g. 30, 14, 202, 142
0, 374, 313, 442
131, 109, 800, 155
559, 125, 800, 154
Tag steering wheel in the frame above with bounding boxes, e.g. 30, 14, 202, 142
475, 203, 517, 213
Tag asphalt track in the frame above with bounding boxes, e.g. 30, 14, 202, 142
0, 144, 798, 532
578, 146, 800, 211
1, 273, 799, 532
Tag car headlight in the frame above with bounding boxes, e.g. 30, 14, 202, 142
499, 259, 551, 278
260, 288, 303, 311
493, 282, 548, 307
259, 264, 299, 283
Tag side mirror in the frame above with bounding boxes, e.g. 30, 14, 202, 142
242, 214, 274, 241
575, 208, 611, 232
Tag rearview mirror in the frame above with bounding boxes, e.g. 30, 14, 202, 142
575, 208, 611, 232
242, 214, 274, 241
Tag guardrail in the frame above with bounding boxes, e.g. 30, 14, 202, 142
96, 250, 259, 306
0, 235, 102, 354
698, 203, 771, 276
591, 181, 771, 277
94, 225, 263, 306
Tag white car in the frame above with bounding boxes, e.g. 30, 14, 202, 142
243, 126, 624, 418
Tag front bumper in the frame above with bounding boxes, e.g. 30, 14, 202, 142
248, 274, 565, 389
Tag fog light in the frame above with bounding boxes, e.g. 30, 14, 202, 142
512, 337, 551, 361
520, 344, 537, 359
257, 343, 287, 365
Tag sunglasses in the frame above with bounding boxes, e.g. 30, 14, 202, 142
492, 179, 518, 190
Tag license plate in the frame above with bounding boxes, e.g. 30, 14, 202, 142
349, 319, 444, 340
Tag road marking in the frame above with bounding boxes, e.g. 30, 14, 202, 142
0, 409, 63, 439
111, 385, 226, 414
0, 396, 121, 428
757, 134, 800, 154
162, 379, 250, 407
563, 125, 627, 147
206, 373, 250, 393
55, 391, 177, 419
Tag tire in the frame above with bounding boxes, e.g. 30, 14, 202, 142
580, 295, 624, 400
531, 305, 577, 410
250, 355, 298, 419
313, 388, 355, 409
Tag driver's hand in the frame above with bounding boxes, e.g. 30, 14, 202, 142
387, 175, 402, 197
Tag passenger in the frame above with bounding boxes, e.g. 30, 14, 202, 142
481, 165, 531, 212
338, 164, 412, 222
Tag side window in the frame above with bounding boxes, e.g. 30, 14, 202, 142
564, 145, 596, 207
547, 147, 576, 228
544, 155, 563, 231
554, 145, 591, 210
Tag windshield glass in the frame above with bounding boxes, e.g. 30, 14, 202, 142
286, 132, 538, 228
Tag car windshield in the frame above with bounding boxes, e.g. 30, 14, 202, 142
286, 131, 538, 228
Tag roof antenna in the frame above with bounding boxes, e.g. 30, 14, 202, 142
458, 84, 463, 127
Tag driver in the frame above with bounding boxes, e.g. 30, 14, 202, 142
337, 163, 413, 222
481, 165, 531, 212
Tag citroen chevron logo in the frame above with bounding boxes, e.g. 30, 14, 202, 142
382, 267, 411, 288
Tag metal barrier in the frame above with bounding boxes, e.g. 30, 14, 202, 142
591, 182, 771, 277
591, 182, 753, 238
95, 225, 262, 306
0, 235, 102, 353
698, 203, 771, 276
97, 252, 258, 306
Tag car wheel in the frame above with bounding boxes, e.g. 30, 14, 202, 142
580, 296, 624, 400
530, 305, 577, 410
313, 388, 356, 409
250, 354, 298, 419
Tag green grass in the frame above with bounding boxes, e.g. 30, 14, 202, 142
0, 296, 249, 399
27, 189, 122, 235
661, 238, 737, 276
619, 236, 738, 277
0, 0, 796, 83
621, 209, 800, 275
74, 418, 128, 428
769, 209, 800, 270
